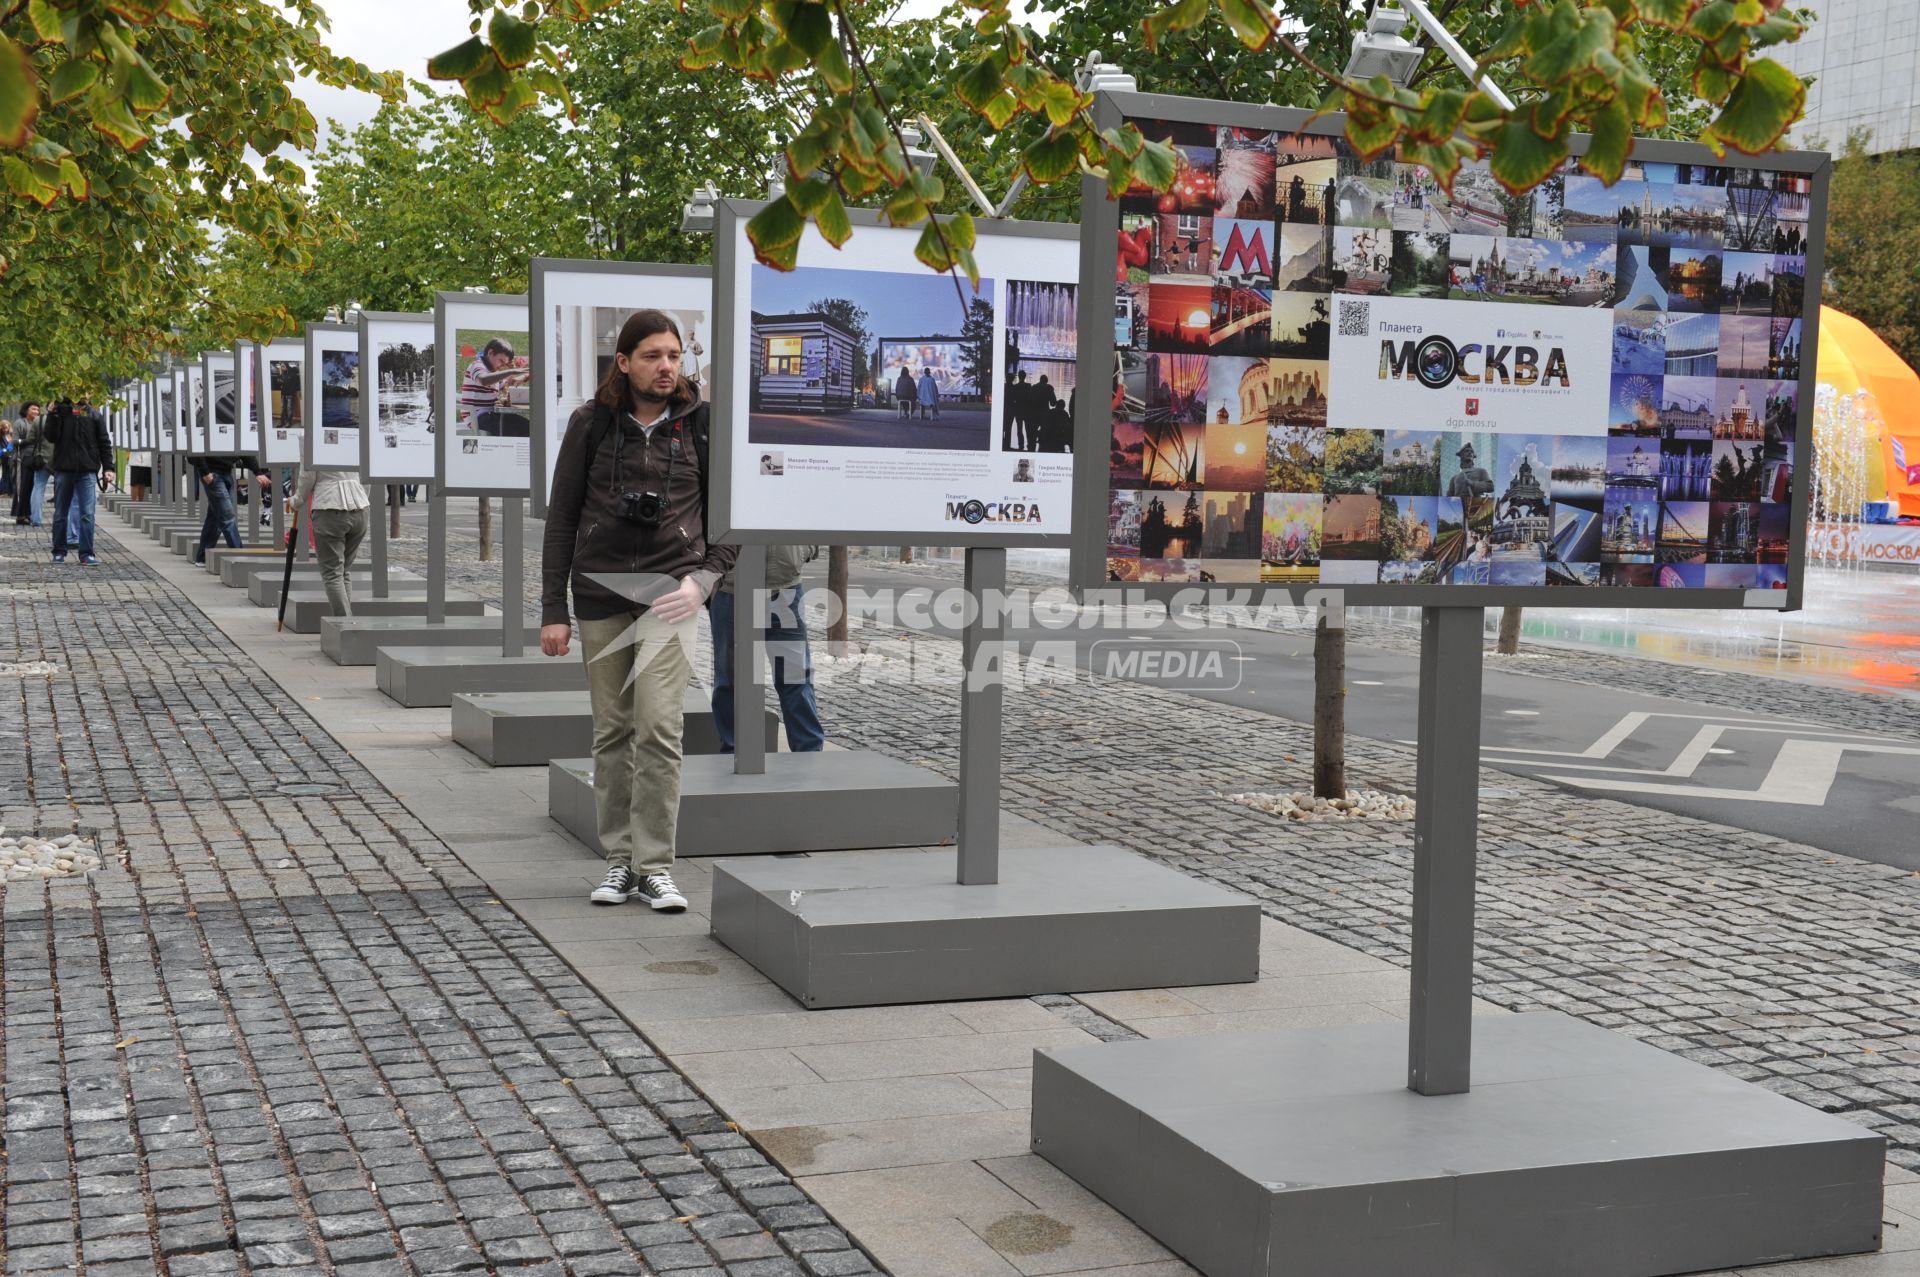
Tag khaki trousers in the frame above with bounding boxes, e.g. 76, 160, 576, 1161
310, 507, 367, 617
577, 610, 694, 874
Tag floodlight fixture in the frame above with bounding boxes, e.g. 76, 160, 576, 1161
1344, 3, 1424, 86
680, 183, 719, 234
899, 124, 938, 178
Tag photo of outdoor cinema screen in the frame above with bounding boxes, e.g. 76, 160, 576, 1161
1081, 94, 1824, 607
718, 204, 1078, 544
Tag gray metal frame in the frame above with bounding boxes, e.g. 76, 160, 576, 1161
185, 360, 209, 457
231, 339, 260, 460
255, 339, 306, 469
1070, 89, 1830, 613
433, 290, 531, 499
709, 198, 1079, 548
303, 322, 363, 475
200, 350, 238, 458
358, 310, 437, 483
528, 256, 712, 520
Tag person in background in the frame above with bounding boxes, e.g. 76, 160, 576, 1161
540, 308, 735, 912
292, 464, 370, 616
48, 397, 112, 565
12, 402, 49, 526
893, 365, 915, 421
191, 453, 271, 565
0, 417, 14, 502
460, 338, 530, 437
710, 545, 825, 755
917, 367, 940, 421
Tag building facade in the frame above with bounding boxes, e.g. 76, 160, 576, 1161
1773, 0, 1920, 154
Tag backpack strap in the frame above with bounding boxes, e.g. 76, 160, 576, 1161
582, 401, 616, 472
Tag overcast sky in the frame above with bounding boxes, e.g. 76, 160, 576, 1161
298, 0, 959, 143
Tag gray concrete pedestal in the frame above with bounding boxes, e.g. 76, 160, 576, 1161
1031, 1011, 1885, 1277
202, 545, 284, 576
320, 616, 503, 666
238, 563, 407, 601
282, 591, 483, 635
712, 844, 1260, 1008
373, 646, 585, 707
452, 688, 773, 763
548, 751, 956, 858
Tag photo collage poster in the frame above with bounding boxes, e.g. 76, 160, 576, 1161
307, 326, 363, 472
723, 212, 1078, 540
363, 316, 436, 482
203, 352, 238, 455
1104, 111, 1810, 592
533, 263, 710, 518
234, 341, 260, 455
440, 297, 532, 494
258, 341, 306, 466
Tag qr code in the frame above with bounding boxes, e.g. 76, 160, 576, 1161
1338, 298, 1370, 337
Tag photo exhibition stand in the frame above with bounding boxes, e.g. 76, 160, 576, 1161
699, 544, 1259, 1009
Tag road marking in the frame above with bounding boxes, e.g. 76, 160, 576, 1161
1504, 709, 1540, 717
1545, 738, 1920, 806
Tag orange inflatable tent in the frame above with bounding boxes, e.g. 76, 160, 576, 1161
1817, 305, 1920, 516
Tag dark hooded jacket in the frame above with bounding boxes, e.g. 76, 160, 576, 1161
48, 403, 112, 474
540, 385, 736, 626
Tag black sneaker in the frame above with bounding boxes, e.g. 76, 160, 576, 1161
635, 872, 688, 912
590, 865, 638, 905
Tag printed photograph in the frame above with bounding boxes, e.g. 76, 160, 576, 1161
1213, 219, 1274, 288
1137, 490, 1203, 558
1762, 379, 1799, 449
1262, 491, 1322, 581
1610, 373, 1663, 435
1708, 500, 1759, 562
1550, 435, 1607, 501
1613, 244, 1671, 311
554, 303, 707, 435
1147, 282, 1216, 354
1769, 316, 1804, 380
1215, 127, 1278, 220
1331, 226, 1390, 294
1202, 418, 1267, 491
454, 327, 530, 438
1663, 311, 1719, 376
1719, 251, 1777, 316
1445, 236, 1614, 305
1661, 437, 1714, 502
1139, 557, 1204, 583
1205, 356, 1268, 428
1005, 279, 1078, 453
1114, 348, 1149, 424
1603, 563, 1659, 587
1391, 162, 1456, 232
1117, 206, 1154, 284
1269, 291, 1331, 358
1143, 417, 1206, 490
1321, 494, 1382, 559
1108, 489, 1143, 559
1608, 435, 1661, 487
1323, 427, 1383, 495
1657, 499, 1712, 563
1718, 314, 1770, 379
1659, 563, 1708, 588
1450, 161, 1561, 238
1111, 419, 1147, 486
1491, 435, 1554, 552
211, 366, 236, 431
1275, 224, 1333, 293
1757, 502, 1791, 562
1611, 310, 1667, 376
1771, 254, 1806, 319
1150, 211, 1214, 280
1200, 489, 1264, 561
1660, 375, 1718, 440
1440, 431, 1497, 500
320, 350, 360, 432
1711, 438, 1768, 501
1660, 247, 1723, 313
269, 358, 304, 432
1549, 496, 1604, 568
1333, 153, 1395, 228
1602, 488, 1659, 559
1562, 174, 1622, 243
1379, 494, 1441, 562
1144, 352, 1207, 427
1618, 181, 1725, 250
1705, 563, 1759, 589
1264, 357, 1328, 427
1211, 283, 1275, 357
1115, 280, 1150, 350
1276, 134, 1340, 225
1715, 378, 1765, 439
375, 340, 434, 440
1266, 422, 1325, 494
1389, 231, 1451, 298
324, 429, 340, 446
1380, 429, 1441, 496
748, 262, 995, 451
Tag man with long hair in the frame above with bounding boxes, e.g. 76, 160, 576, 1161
539, 310, 735, 910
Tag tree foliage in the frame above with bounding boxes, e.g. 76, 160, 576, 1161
1823, 133, 1920, 375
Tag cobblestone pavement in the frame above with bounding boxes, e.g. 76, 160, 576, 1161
1, 520, 879, 1277
387, 502, 1920, 1170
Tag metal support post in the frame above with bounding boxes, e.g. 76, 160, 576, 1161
956, 545, 1006, 886
370, 482, 390, 598
1407, 605, 1485, 1096
501, 496, 524, 657
732, 544, 767, 777
427, 485, 447, 624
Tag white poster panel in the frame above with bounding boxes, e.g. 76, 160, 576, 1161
306, 324, 363, 472
185, 364, 209, 454
257, 340, 306, 466
202, 352, 238, 454
163, 371, 183, 453
719, 212, 1078, 542
362, 314, 436, 481
436, 293, 532, 495
1326, 295, 1609, 438
234, 340, 261, 454
530, 260, 711, 518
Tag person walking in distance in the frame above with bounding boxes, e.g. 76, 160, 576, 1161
191, 452, 271, 566
710, 545, 825, 755
292, 464, 370, 616
47, 396, 112, 565
540, 310, 737, 911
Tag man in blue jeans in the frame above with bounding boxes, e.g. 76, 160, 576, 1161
710, 545, 825, 752
47, 398, 112, 565
189, 454, 269, 565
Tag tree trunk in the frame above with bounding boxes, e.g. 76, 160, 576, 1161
1496, 606, 1523, 655
477, 496, 493, 562
388, 485, 401, 538
898, 546, 912, 562
827, 545, 850, 654
1312, 615, 1346, 799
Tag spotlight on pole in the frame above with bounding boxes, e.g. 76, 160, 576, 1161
680, 183, 718, 234
1344, 3, 1424, 86
899, 124, 938, 178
